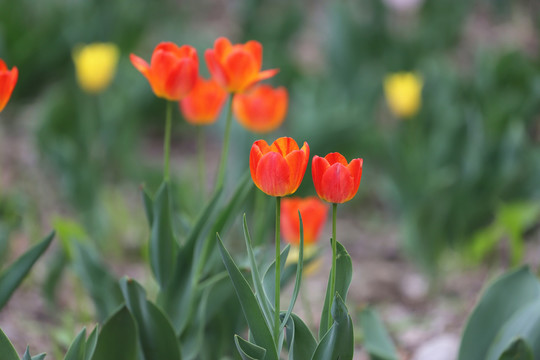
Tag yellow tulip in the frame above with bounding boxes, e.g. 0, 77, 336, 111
73, 43, 120, 94
383, 72, 423, 119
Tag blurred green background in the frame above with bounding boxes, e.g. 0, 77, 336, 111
1, 0, 540, 279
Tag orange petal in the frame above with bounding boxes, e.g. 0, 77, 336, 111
255, 152, 291, 196
0, 59, 6, 72
320, 163, 354, 203
347, 158, 363, 198
0, 68, 17, 113
324, 152, 348, 166
164, 58, 198, 100
244, 40, 262, 70
250, 139, 271, 183
270, 137, 299, 156
224, 49, 258, 92
205, 50, 229, 90
214, 37, 233, 62
311, 156, 330, 200
285, 148, 309, 194
130, 54, 151, 79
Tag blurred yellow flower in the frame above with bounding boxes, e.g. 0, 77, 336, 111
73, 43, 120, 94
384, 72, 423, 119
285, 244, 322, 276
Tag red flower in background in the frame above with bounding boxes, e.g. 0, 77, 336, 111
281, 197, 329, 246
233, 85, 288, 133
179, 77, 227, 125
250, 137, 309, 197
312, 153, 363, 204
0, 59, 18, 113
205, 37, 278, 93
130, 42, 198, 101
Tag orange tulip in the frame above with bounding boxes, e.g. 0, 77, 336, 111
179, 77, 227, 125
130, 42, 198, 101
233, 85, 287, 133
312, 153, 363, 204
281, 197, 329, 246
205, 37, 278, 93
250, 137, 309, 197
0, 59, 18, 113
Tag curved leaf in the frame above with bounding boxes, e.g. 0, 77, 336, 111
284, 313, 317, 360
0, 328, 20, 360
235, 335, 267, 360
359, 307, 398, 360
84, 326, 98, 360
64, 328, 87, 360
90, 306, 137, 360
499, 338, 532, 360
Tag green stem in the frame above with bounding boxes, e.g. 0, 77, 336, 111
328, 203, 338, 328
163, 101, 173, 182
216, 95, 233, 189
274, 196, 281, 346
197, 126, 206, 199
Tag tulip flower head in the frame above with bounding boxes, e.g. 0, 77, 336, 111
233, 85, 288, 133
73, 43, 119, 94
383, 72, 423, 119
0, 59, 18, 113
250, 137, 309, 197
131, 42, 199, 101
205, 37, 278, 93
281, 197, 329, 246
179, 77, 227, 125
312, 153, 363, 204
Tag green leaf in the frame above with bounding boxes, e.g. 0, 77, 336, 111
283, 313, 317, 360
83, 326, 98, 360
22, 347, 46, 360
0, 231, 54, 309
319, 240, 352, 339
498, 338, 533, 360
72, 242, 123, 321
312, 294, 354, 360
263, 245, 290, 306
0, 328, 20, 360
359, 308, 399, 360
149, 182, 178, 289
120, 278, 182, 360
458, 266, 540, 360
242, 214, 274, 329
64, 328, 87, 360
141, 187, 154, 226
90, 306, 137, 360
217, 234, 278, 360
486, 300, 540, 360
235, 335, 267, 360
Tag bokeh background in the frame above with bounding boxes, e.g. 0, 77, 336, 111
1, 0, 540, 358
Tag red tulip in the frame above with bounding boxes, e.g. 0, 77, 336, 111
281, 197, 329, 246
179, 77, 227, 125
233, 85, 287, 133
205, 37, 278, 93
250, 137, 309, 197
0, 59, 18, 113
130, 42, 198, 101
312, 153, 363, 203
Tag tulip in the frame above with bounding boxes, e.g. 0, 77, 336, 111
383, 72, 423, 119
312, 153, 363, 204
0, 59, 18, 113
233, 85, 288, 133
250, 137, 309, 197
131, 42, 198, 101
179, 77, 227, 125
205, 37, 278, 93
73, 43, 119, 94
281, 197, 328, 246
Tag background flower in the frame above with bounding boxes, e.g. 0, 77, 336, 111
0, 59, 18, 112
72, 43, 119, 94
233, 85, 288, 133
383, 72, 423, 119
179, 77, 227, 125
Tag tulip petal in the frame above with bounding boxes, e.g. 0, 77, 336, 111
244, 41, 262, 70
224, 49, 258, 92
347, 158, 363, 198
324, 152, 348, 166
320, 163, 354, 203
0, 60, 6, 72
130, 54, 151, 79
270, 137, 299, 156
205, 50, 229, 89
0, 68, 17, 112
285, 148, 309, 194
255, 152, 291, 197
164, 58, 198, 100
311, 156, 330, 198
214, 37, 233, 62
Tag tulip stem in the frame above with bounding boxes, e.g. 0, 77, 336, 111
163, 100, 173, 182
328, 203, 338, 329
216, 95, 233, 189
274, 196, 281, 346
197, 126, 206, 199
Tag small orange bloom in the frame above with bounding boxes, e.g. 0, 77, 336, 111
233, 85, 287, 133
281, 197, 329, 246
179, 77, 227, 125
130, 42, 198, 101
250, 137, 309, 197
205, 37, 278, 93
312, 153, 363, 204
0, 59, 18, 113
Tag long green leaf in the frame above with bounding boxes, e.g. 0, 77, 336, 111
319, 240, 352, 339
284, 313, 317, 360
83, 326, 98, 360
0, 328, 20, 360
90, 306, 137, 360
141, 187, 154, 226
498, 338, 532, 360
458, 266, 540, 360
235, 335, 267, 360
149, 182, 178, 289
64, 328, 87, 360
312, 294, 354, 360
359, 308, 398, 360
120, 278, 182, 360
217, 234, 278, 360
0, 231, 54, 309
